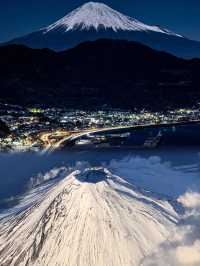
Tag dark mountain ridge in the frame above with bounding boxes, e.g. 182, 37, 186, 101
0, 39, 200, 110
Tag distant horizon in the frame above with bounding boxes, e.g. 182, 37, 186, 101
0, 0, 200, 43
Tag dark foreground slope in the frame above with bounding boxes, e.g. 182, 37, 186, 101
0, 39, 200, 110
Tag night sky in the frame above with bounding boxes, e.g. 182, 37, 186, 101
0, 0, 199, 43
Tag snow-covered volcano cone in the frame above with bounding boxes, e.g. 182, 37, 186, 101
44, 2, 179, 34
0, 168, 179, 266
6, 1, 200, 58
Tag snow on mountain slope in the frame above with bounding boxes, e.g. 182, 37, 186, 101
0, 167, 179, 266
5, 1, 200, 58
44, 2, 181, 37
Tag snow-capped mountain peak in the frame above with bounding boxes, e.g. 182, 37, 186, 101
44, 1, 182, 37
0, 167, 178, 266
8, 1, 199, 57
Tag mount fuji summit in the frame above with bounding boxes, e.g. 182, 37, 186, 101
0, 167, 179, 266
4, 2, 200, 58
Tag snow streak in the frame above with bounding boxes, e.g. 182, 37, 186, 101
0, 167, 178, 266
44, 2, 182, 37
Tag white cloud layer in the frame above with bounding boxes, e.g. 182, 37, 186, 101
108, 156, 200, 198
142, 191, 200, 266
178, 191, 200, 209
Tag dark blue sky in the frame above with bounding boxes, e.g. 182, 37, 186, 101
0, 0, 199, 43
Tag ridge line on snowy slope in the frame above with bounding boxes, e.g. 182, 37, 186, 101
43, 2, 182, 37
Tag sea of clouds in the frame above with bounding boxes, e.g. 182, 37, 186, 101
105, 155, 200, 265
141, 190, 200, 266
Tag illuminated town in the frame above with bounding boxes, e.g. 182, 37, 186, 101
0, 102, 200, 152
